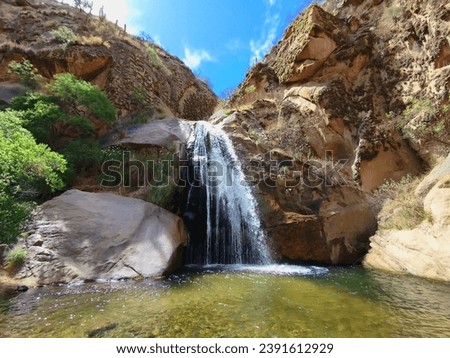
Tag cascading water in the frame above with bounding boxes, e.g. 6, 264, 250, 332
183, 121, 271, 265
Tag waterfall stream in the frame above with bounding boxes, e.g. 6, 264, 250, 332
183, 121, 271, 265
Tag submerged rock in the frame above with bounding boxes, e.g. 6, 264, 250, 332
13, 190, 187, 285
87, 323, 118, 338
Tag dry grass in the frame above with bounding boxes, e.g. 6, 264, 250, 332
76, 35, 104, 46
376, 174, 433, 230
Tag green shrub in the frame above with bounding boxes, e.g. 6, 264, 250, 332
244, 85, 256, 94
7, 59, 42, 89
433, 122, 445, 134
147, 150, 177, 209
60, 138, 104, 182
0, 195, 34, 245
148, 181, 176, 209
0, 111, 66, 244
50, 26, 77, 45
132, 113, 149, 124
5, 248, 27, 269
48, 73, 117, 124
131, 86, 153, 111
10, 93, 64, 144
11, 74, 117, 143
403, 99, 437, 122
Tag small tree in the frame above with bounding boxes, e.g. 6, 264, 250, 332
50, 26, 77, 45
48, 73, 117, 124
8, 59, 42, 89
0, 111, 67, 244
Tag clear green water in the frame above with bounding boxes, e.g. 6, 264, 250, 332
0, 265, 449, 338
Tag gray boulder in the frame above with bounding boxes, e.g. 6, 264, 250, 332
114, 118, 193, 148
15, 190, 187, 285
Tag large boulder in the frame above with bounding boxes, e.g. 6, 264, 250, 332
13, 190, 187, 285
364, 155, 450, 281
113, 118, 193, 149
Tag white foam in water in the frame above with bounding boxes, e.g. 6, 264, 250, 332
187, 264, 329, 276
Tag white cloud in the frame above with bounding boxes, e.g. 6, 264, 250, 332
226, 38, 244, 52
268, 0, 276, 6
182, 47, 213, 70
249, 12, 280, 64
66, 0, 142, 35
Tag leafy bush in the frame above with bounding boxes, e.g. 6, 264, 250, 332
11, 74, 117, 143
131, 113, 149, 124
244, 85, 256, 94
10, 93, 64, 144
131, 86, 151, 108
148, 181, 176, 209
5, 248, 27, 269
386, 99, 447, 140
8, 59, 42, 89
0, 111, 66, 244
403, 99, 437, 122
147, 150, 177, 209
2, 65, 119, 242
60, 138, 104, 180
50, 26, 77, 45
48, 73, 117, 124
0, 195, 33, 245
130, 86, 154, 121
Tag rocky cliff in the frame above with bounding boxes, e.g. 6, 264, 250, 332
0, 0, 217, 120
364, 154, 450, 281
217, 0, 449, 269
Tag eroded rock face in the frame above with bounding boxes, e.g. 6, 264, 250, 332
217, 115, 377, 265
257, 178, 377, 264
229, 0, 450, 184
0, 0, 217, 120
218, 0, 449, 267
269, 6, 343, 84
13, 190, 187, 285
364, 155, 450, 281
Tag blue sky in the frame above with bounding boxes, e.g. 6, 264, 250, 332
67, 0, 312, 97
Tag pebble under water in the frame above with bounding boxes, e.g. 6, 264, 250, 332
1, 266, 449, 338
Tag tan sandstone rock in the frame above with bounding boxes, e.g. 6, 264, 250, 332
365, 155, 450, 281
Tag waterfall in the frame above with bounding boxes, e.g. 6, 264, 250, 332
183, 121, 271, 265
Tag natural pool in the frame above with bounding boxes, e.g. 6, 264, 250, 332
1, 265, 449, 338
